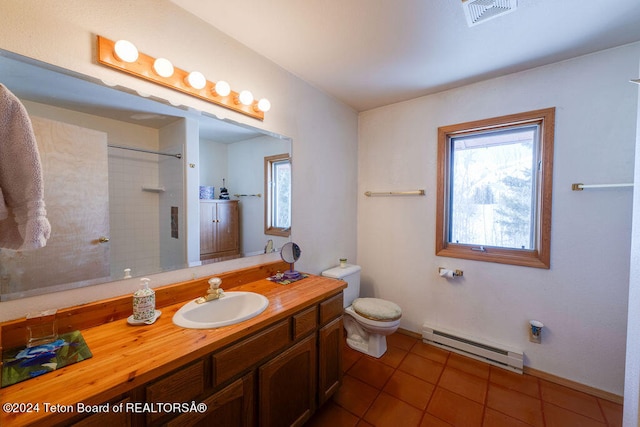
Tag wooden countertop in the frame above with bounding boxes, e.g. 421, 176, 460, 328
0, 269, 345, 426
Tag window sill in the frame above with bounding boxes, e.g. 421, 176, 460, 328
265, 228, 291, 238
436, 244, 550, 269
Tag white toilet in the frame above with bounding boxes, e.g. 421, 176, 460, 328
322, 264, 402, 358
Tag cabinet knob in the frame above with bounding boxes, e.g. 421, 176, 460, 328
98, 236, 110, 243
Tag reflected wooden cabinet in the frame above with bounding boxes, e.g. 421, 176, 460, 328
200, 200, 239, 261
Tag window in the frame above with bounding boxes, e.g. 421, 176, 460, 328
265, 153, 291, 237
436, 108, 555, 268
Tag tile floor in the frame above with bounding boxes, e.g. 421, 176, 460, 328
307, 332, 623, 427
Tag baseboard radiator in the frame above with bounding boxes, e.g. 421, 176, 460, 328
422, 324, 523, 374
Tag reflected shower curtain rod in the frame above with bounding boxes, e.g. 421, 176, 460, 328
364, 190, 425, 197
108, 144, 182, 159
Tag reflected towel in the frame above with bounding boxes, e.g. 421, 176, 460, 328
0, 84, 51, 250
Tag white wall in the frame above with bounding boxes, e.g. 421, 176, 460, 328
159, 119, 188, 270
199, 139, 228, 195
358, 43, 640, 396
623, 65, 640, 426
0, 0, 358, 320
228, 136, 290, 255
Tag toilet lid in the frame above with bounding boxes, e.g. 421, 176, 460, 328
352, 298, 402, 321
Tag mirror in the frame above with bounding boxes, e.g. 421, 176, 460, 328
280, 242, 301, 280
0, 50, 292, 301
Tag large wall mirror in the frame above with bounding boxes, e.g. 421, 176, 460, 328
0, 50, 292, 301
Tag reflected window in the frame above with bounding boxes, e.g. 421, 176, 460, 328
265, 154, 291, 237
436, 108, 555, 268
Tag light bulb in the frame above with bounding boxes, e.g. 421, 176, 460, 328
186, 71, 206, 89
213, 81, 231, 97
257, 98, 271, 112
113, 40, 138, 63
153, 58, 174, 78
238, 90, 254, 106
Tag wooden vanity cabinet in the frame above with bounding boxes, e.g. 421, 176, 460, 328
70, 291, 343, 427
200, 200, 240, 261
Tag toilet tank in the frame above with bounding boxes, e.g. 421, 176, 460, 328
321, 264, 361, 308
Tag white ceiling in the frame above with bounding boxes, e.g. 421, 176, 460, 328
170, 0, 640, 112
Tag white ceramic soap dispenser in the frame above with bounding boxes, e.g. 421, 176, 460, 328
132, 277, 156, 322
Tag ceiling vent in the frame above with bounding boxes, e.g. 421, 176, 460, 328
462, 0, 517, 27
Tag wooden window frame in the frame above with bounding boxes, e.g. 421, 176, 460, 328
435, 108, 555, 269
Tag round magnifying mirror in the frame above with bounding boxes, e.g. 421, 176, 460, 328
281, 242, 301, 263
281, 242, 301, 280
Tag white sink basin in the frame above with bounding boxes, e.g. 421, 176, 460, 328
172, 291, 269, 329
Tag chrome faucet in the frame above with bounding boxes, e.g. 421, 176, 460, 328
195, 277, 225, 304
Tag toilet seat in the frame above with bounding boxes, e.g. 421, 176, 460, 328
352, 298, 402, 322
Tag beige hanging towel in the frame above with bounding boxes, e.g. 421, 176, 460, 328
0, 84, 51, 250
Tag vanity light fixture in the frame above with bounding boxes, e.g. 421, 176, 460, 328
256, 98, 271, 112
96, 35, 268, 120
186, 71, 207, 90
153, 58, 174, 78
237, 90, 254, 106
113, 40, 139, 63
213, 80, 231, 97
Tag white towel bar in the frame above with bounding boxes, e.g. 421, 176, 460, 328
364, 190, 425, 197
571, 183, 633, 191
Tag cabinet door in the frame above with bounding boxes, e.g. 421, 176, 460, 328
214, 201, 239, 254
259, 334, 316, 427
318, 316, 343, 405
145, 360, 205, 424
71, 397, 131, 427
167, 373, 254, 427
199, 202, 215, 256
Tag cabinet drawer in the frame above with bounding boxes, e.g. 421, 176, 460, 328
72, 397, 131, 427
146, 360, 205, 423
213, 319, 290, 385
293, 306, 317, 340
319, 293, 343, 325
